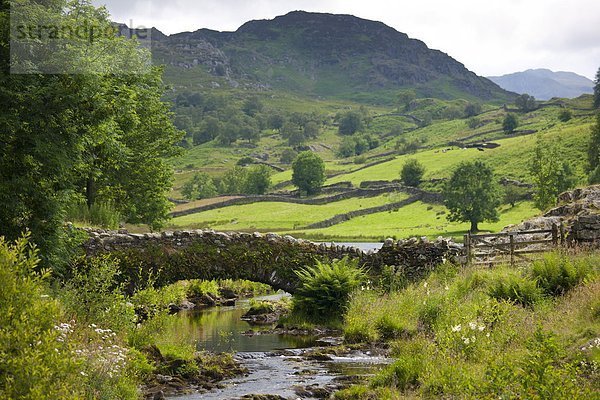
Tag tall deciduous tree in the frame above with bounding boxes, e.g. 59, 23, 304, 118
292, 152, 326, 195
503, 113, 519, 134
594, 66, 600, 109
530, 134, 577, 211
400, 159, 426, 187
444, 161, 502, 233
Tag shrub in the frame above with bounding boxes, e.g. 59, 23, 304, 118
400, 159, 426, 187
187, 279, 220, 299
292, 151, 326, 195
487, 269, 543, 307
558, 109, 573, 122
532, 252, 595, 296
503, 113, 519, 134
371, 355, 422, 391
293, 257, 366, 319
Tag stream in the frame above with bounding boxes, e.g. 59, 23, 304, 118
168, 293, 389, 399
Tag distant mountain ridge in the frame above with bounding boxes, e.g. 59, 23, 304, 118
487, 69, 593, 100
138, 11, 513, 103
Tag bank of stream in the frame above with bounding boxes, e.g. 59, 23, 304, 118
167, 293, 389, 399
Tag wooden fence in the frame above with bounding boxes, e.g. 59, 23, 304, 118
463, 224, 565, 267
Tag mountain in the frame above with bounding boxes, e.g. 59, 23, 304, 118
144, 11, 513, 103
487, 69, 594, 100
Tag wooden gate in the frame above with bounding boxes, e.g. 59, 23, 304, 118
463, 224, 564, 267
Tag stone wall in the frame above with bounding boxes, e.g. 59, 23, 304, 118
82, 228, 462, 293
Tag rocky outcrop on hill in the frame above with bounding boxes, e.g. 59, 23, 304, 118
506, 185, 600, 243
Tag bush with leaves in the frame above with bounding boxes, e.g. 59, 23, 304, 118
293, 257, 366, 320
531, 252, 595, 296
503, 113, 519, 133
292, 151, 326, 195
243, 165, 272, 195
400, 159, 426, 187
181, 172, 218, 200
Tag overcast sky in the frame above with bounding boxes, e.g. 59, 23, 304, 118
92, 0, 600, 79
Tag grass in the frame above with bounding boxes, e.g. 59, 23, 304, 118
337, 250, 600, 399
293, 201, 539, 241
168, 192, 409, 231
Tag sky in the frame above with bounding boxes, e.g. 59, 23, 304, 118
92, 0, 600, 79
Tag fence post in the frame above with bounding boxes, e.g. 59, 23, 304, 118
509, 233, 515, 267
463, 233, 471, 266
552, 223, 559, 247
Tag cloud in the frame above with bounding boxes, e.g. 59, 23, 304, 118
92, 0, 600, 78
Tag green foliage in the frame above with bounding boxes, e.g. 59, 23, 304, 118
244, 165, 272, 195
444, 161, 502, 232
531, 252, 596, 296
242, 96, 264, 117
503, 184, 530, 207
503, 113, 519, 133
280, 148, 298, 164
588, 113, 600, 175
400, 159, 426, 187
558, 108, 573, 122
464, 102, 482, 118
219, 166, 249, 194
187, 279, 220, 299
515, 93, 537, 112
292, 151, 326, 195
61, 256, 136, 332
487, 269, 543, 307
246, 299, 276, 315
293, 258, 366, 319
370, 342, 424, 390
467, 117, 481, 129
530, 134, 577, 211
338, 111, 364, 135
594, 66, 600, 108
66, 200, 121, 229
181, 172, 218, 200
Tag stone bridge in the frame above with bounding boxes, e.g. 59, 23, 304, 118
82, 229, 462, 293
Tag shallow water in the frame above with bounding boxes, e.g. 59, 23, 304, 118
170, 293, 389, 399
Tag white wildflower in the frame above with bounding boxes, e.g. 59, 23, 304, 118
469, 321, 477, 330
452, 324, 462, 332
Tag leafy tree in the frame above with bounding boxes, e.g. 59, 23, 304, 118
267, 113, 286, 130
530, 134, 577, 211
468, 117, 481, 129
400, 159, 426, 187
292, 152, 326, 195
588, 113, 600, 181
515, 93, 537, 112
280, 148, 298, 164
303, 121, 320, 139
338, 137, 358, 158
504, 184, 530, 207
218, 122, 240, 145
558, 109, 572, 122
242, 96, 264, 117
444, 161, 502, 233
594, 66, 600, 109
396, 89, 417, 112
238, 116, 260, 143
193, 116, 221, 145
0, 0, 181, 261
288, 129, 306, 146
219, 166, 248, 194
338, 111, 364, 135
181, 172, 218, 200
244, 165, 272, 195
503, 113, 519, 134
464, 102, 482, 118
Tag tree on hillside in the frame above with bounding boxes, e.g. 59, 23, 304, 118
242, 96, 264, 117
244, 165, 272, 195
182, 172, 218, 200
280, 148, 298, 164
444, 161, 502, 233
464, 102, 482, 118
400, 159, 426, 187
303, 121, 320, 139
503, 113, 519, 134
515, 93, 537, 112
594, 66, 600, 109
292, 152, 326, 195
193, 116, 222, 145
530, 134, 577, 211
588, 113, 600, 184
396, 89, 417, 112
219, 166, 249, 194
338, 111, 364, 135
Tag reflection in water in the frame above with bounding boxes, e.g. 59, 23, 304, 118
172, 294, 317, 353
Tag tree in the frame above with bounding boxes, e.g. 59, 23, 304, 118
515, 93, 537, 112
558, 109, 573, 122
396, 89, 417, 112
182, 172, 218, 200
193, 116, 221, 145
464, 102, 482, 118
594, 66, 600, 109
503, 113, 519, 134
588, 113, 600, 180
444, 161, 502, 233
0, 0, 181, 262
504, 184, 530, 207
267, 113, 286, 130
292, 152, 326, 195
530, 134, 577, 211
400, 159, 426, 187
242, 96, 264, 117
219, 166, 248, 194
303, 121, 320, 139
244, 165, 272, 195
338, 111, 363, 135
280, 148, 298, 164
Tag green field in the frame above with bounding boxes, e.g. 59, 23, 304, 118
293, 201, 539, 241
169, 192, 409, 231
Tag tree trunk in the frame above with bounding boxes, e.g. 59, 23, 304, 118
86, 175, 96, 209
470, 220, 479, 233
